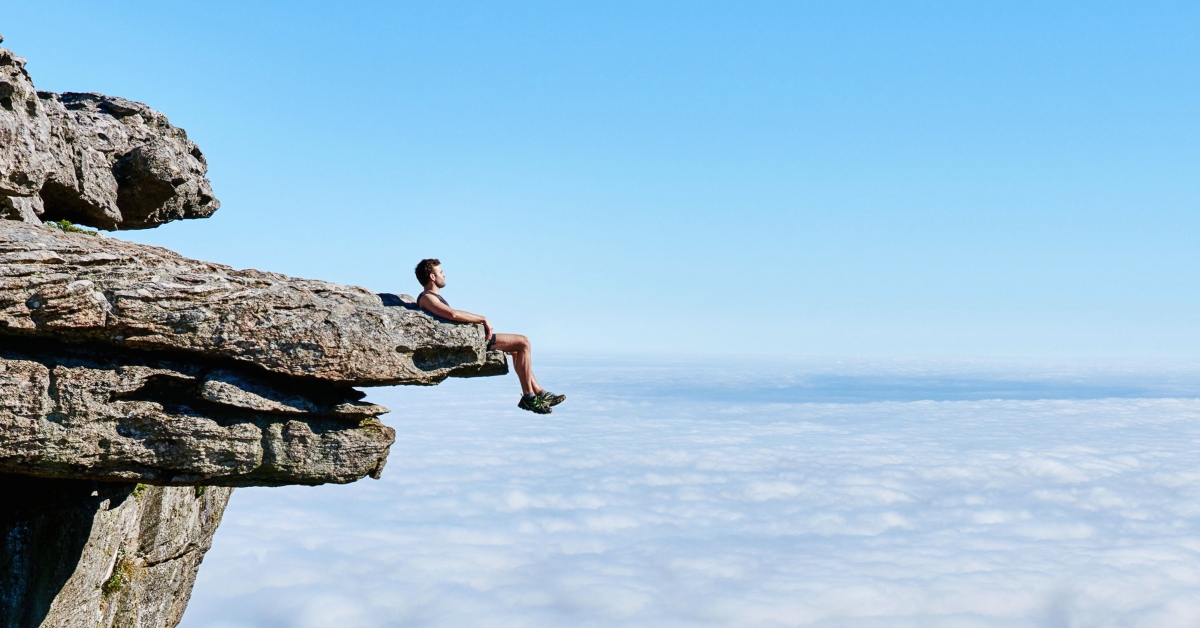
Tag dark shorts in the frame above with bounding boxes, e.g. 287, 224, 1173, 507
487, 335, 497, 350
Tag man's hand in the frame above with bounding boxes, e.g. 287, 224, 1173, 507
482, 318, 493, 340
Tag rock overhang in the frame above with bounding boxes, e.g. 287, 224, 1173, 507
0, 220, 509, 487
0, 220, 508, 386
0, 41, 509, 488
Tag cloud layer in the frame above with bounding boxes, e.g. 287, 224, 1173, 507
179, 360, 1200, 627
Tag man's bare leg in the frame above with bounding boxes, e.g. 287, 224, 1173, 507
491, 333, 541, 395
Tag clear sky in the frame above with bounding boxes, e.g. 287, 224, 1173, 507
6, 1, 1199, 358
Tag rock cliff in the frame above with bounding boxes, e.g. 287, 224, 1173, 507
0, 39, 505, 627
1, 475, 231, 628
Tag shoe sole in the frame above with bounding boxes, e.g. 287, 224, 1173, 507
518, 400, 553, 414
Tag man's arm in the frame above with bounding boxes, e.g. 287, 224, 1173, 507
418, 295, 493, 339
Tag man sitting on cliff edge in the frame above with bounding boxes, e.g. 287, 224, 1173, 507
415, 258, 565, 415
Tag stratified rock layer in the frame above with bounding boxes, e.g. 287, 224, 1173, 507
0, 339, 395, 486
0, 47, 218, 230
0, 474, 231, 628
0, 220, 507, 386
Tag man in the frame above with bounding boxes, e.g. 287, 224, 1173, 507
414, 258, 565, 414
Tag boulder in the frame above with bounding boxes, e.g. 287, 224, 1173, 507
0, 46, 218, 230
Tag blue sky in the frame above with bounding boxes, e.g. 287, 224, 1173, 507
6, 1, 1199, 357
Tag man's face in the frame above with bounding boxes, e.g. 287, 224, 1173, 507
431, 265, 447, 288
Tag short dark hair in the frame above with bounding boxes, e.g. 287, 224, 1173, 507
415, 258, 440, 286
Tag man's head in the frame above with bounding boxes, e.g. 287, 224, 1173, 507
415, 258, 444, 289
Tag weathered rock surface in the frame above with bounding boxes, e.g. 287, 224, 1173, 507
0, 219, 510, 486
0, 40, 511, 627
0, 474, 232, 628
0, 339, 395, 486
0, 220, 508, 386
0, 46, 218, 230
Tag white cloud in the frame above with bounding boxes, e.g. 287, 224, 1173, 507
179, 359, 1200, 627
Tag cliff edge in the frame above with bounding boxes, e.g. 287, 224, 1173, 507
0, 39, 505, 627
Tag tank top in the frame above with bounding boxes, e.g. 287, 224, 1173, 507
417, 290, 449, 310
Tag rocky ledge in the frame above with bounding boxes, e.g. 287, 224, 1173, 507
0, 220, 507, 488
0, 39, 506, 627
0, 221, 506, 386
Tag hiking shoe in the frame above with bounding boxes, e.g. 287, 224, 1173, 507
536, 390, 566, 407
518, 393, 553, 414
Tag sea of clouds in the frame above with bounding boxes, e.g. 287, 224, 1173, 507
178, 357, 1200, 627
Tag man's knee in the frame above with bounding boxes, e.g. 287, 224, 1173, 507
495, 334, 531, 354
506, 335, 530, 353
